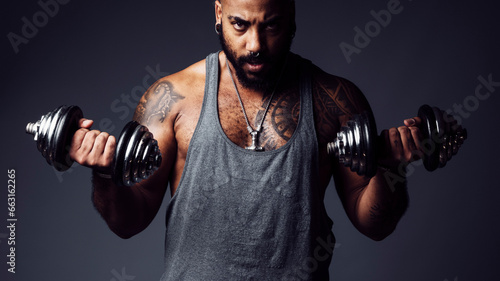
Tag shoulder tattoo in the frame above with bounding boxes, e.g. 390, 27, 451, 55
134, 80, 185, 125
315, 77, 360, 117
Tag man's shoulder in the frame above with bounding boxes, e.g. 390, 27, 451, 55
295, 55, 373, 144
133, 55, 210, 125
304, 58, 370, 117
160, 56, 208, 96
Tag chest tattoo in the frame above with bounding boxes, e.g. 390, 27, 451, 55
253, 90, 300, 150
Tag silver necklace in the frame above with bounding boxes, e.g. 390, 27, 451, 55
226, 55, 287, 151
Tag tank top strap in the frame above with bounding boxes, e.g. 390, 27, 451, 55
204, 51, 220, 114
297, 56, 316, 139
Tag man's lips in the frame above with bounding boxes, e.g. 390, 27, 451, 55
245, 61, 265, 72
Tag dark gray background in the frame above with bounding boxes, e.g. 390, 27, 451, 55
1, 0, 499, 280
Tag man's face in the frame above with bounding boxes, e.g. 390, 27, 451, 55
215, 0, 295, 92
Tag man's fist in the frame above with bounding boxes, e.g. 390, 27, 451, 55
378, 117, 424, 169
69, 119, 116, 174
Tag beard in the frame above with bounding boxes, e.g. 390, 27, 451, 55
218, 25, 293, 93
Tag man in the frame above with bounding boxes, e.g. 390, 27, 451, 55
70, 0, 421, 280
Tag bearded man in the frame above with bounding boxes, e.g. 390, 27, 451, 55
70, 0, 421, 280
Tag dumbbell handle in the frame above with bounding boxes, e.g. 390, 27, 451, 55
26, 105, 162, 187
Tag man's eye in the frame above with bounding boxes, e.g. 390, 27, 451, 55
233, 21, 246, 31
266, 23, 278, 30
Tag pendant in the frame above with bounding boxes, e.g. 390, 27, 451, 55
245, 131, 264, 151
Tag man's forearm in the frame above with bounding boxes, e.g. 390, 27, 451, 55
91, 170, 155, 239
356, 166, 409, 241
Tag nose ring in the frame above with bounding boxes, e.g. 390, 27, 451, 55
250, 51, 260, 58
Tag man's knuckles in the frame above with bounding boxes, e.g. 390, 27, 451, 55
70, 130, 115, 169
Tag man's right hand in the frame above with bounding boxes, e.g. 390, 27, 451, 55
69, 118, 116, 175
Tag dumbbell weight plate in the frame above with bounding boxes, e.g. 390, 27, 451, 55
114, 121, 140, 186
350, 118, 361, 173
362, 111, 378, 178
132, 131, 152, 183
124, 124, 148, 186
139, 136, 152, 180
143, 139, 161, 179
52, 106, 83, 171
353, 113, 369, 176
326, 110, 378, 178
431, 106, 448, 169
418, 104, 440, 171
38, 106, 59, 159
344, 120, 354, 167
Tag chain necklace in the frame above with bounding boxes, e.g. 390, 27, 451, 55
225, 55, 288, 151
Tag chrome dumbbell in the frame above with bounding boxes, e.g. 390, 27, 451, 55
26, 105, 162, 186
327, 104, 467, 177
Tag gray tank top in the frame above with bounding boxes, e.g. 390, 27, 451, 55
160, 52, 334, 281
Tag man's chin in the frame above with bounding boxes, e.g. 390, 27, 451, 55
245, 71, 266, 82
239, 73, 270, 92
234, 59, 282, 91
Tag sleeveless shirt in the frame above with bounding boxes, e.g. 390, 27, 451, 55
160, 52, 335, 281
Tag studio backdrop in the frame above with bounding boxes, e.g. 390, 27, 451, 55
1, 1, 499, 280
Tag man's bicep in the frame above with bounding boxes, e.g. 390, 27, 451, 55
132, 78, 183, 195
315, 71, 374, 216
313, 67, 374, 144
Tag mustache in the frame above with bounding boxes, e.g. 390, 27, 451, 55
238, 53, 271, 65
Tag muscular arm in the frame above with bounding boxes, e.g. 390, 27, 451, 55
89, 80, 181, 239
313, 70, 409, 241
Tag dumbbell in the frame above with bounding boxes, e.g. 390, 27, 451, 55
327, 104, 467, 177
26, 105, 162, 186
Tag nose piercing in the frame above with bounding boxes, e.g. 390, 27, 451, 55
250, 51, 260, 58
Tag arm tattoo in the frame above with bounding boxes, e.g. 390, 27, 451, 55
313, 77, 369, 144
315, 78, 359, 118
313, 81, 344, 143
134, 81, 184, 125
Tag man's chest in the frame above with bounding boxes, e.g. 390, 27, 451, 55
217, 84, 302, 151
175, 84, 341, 157
172, 82, 343, 194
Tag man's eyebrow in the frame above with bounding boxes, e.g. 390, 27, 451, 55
227, 15, 250, 25
262, 15, 283, 25
226, 15, 283, 25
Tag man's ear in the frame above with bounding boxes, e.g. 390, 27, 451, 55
215, 0, 222, 24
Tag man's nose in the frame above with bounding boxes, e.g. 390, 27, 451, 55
246, 27, 263, 54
